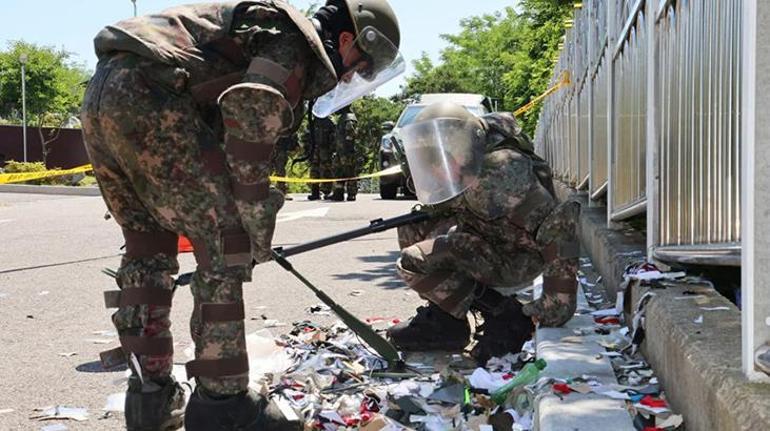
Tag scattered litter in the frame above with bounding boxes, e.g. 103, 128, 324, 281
307, 304, 333, 316
701, 306, 731, 311
693, 315, 703, 324
657, 414, 684, 428
38, 291, 50, 296
349, 290, 364, 297
85, 339, 113, 345
40, 425, 68, 431
0, 293, 8, 299
91, 330, 117, 337
262, 320, 288, 328
0, 408, 13, 414
103, 393, 125, 413
591, 308, 620, 317
31, 406, 89, 422
58, 352, 77, 358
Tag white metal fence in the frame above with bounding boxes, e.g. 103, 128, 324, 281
535, 0, 743, 267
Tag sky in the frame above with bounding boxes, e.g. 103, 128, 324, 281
0, 0, 516, 96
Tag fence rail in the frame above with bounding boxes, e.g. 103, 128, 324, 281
535, 0, 743, 267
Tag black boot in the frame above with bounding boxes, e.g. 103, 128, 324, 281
184, 387, 300, 431
470, 289, 534, 365
330, 189, 345, 201
387, 303, 470, 351
125, 375, 185, 431
307, 192, 320, 201
346, 194, 357, 201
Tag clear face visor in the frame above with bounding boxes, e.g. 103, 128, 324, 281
401, 118, 486, 205
312, 26, 405, 118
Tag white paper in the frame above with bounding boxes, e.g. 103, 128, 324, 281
41, 425, 68, 431
596, 390, 631, 400
701, 306, 730, 311
694, 315, 703, 324
0, 408, 13, 415
33, 406, 89, 422
103, 393, 125, 412
591, 308, 620, 317
468, 368, 509, 392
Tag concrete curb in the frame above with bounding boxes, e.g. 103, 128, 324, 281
578, 198, 770, 431
0, 184, 101, 196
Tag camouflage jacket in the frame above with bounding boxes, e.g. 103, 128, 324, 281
445, 113, 558, 252
93, 1, 337, 137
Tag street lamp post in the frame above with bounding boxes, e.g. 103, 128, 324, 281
19, 53, 28, 162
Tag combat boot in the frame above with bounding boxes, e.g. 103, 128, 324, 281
184, 387, 300, 431
470, 288, 534, 365
307, 192, 321, 201
125, 375, 186, 431
330, 189, 345, 201
387, 302, 470, 351
346, 194, 357, 201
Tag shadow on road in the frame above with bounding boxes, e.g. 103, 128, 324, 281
76, 360, 127, 374
332, 251, 405, 289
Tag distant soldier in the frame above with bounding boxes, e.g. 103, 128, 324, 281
388, 102, 580, 365
331, 106, 359, 201
307, 115, 336, 200
271, 135, 299, 200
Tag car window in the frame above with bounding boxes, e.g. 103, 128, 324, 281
396, 106, 426, 128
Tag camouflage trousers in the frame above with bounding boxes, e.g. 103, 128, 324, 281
310, 144, 334, 196
333, 149, 358, 197
271, 148, 289, 194
81, 53, 277, 395
396, 206, 578, 322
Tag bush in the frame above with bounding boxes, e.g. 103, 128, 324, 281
3, 160, 71, 185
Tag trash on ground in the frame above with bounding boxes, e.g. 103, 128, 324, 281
57, 352, 77, 358
103, 393, 125, 413
40, 424, 68, 431
31, 406, 89, 422
0, 408, 14, 414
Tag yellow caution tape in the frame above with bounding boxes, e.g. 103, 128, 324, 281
0, 164, 93, 185
270, 165, 402, 184
0, 163, 402, 186
514, 71, 571, 117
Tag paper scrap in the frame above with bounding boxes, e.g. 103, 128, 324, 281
58, 352, 77, 358
31, 406, 89, 422
694, 315, 703, 324
41, 425, 68, 431
591, 308, 620, 317
0, 408, 13, 414
657, 414, 684, 428
262, 320, 287, 328
38, 291, 50, 296
85, 339, 113, 345
701, 306, 731, 311
349, 290, 364, 297
103, 393, 125, 412
597, 390, 631, 400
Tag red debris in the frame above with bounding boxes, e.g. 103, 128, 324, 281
552, 383, 572, 395
640, 395, 668, 409
594, 316, 621, 325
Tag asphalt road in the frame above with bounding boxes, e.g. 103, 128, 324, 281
0, 192, 423, 430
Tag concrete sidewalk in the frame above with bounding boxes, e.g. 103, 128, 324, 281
535, 287, 635, 431
0, 184, 100, 196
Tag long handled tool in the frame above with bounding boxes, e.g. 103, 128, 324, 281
271, 250, 403, 367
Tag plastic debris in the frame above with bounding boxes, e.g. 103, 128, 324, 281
31, 406, 89, 422
0, 408, 14, 415
103, 393, 125, 413
40, 425, 68, 431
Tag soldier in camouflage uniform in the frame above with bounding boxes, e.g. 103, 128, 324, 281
331, 105, 359, 201
387, 103, 580, 364
272, 135, 299, 200
80, 1, 401, 429
307, 115, 336, 200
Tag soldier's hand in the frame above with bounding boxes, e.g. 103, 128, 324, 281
522, 292, 577, 327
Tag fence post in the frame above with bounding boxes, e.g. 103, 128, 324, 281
646, 0, 659, 262
606, 1, 617, 228
741, 0, 770, 382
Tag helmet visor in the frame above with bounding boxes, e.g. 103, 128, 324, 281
312, 26, 405, 118
401, 118, 486, 205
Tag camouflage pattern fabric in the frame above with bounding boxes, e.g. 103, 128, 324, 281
82, 1, 337, 396
333, 111, 359, 197
271, 135, 299, 194
396, 113, 579, 326
308, 117, 336, 196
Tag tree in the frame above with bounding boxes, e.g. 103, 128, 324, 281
400, 2, 572, 135
0, 41, 90, 153
351, 95, 404, 172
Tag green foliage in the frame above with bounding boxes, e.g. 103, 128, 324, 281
0, 41, 90, 128
401, 1, 572, 135
2, 160, 69, 185
351, 95, 404, 172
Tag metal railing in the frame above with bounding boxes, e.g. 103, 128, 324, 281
535, 0, 743, 267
